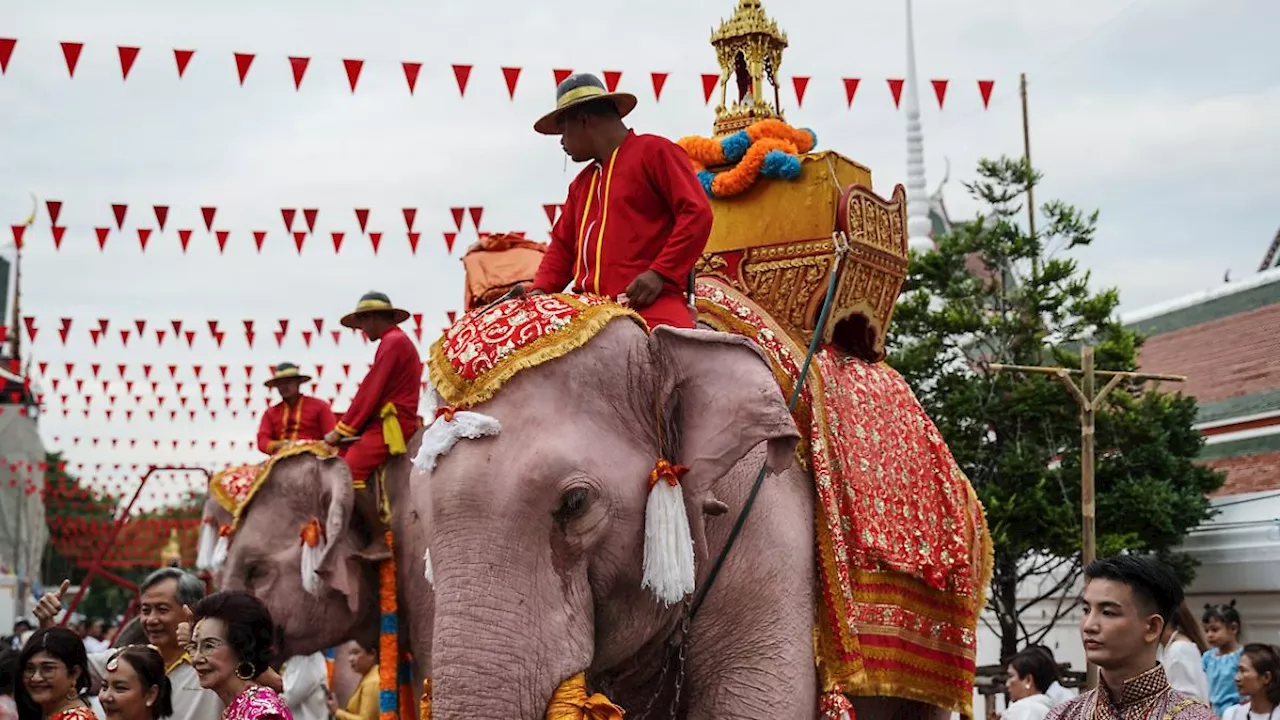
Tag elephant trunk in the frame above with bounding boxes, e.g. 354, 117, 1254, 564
429, 558, 594, 720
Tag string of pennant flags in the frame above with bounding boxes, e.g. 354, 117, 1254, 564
0, 38, 997, 110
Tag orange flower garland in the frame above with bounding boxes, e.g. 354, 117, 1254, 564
678, 119, 818, 199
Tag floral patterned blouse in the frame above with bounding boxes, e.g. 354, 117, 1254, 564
222, 685, 294, 720
50, 707, 98, 720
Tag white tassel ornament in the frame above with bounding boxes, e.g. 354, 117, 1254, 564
299, 519, 325, 595
211, 527, 231, 570
412, 407, 501, 473
422, 547, 434, 585
641, 460, 696, 606
195, 519, 218, 570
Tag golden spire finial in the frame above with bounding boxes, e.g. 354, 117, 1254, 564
160, 529, 182, 567
709, 0, 789, 136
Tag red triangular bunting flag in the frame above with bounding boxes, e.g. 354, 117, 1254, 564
543, 204, 558, 225
111, 203, 127, 229
501, 67, 521, 99
153, 204, 168, 230
51, 226, 66, 250
253, 230, 266, 252
46, 200, 62, 225
452, 64, 472, 95
701, 74, 719, 104
843, 78, 861, 108
302, 331, 313, 348
293, 231, 306, 253
171, 319, 182, 336
274, 330, 285, 347
369, 232, 382, 254
343, 58, 364, 92
303, 208, 318, 232
931, 79, 949, 108
314, 318, 324, 334
61, 42, 83, 78
23, 317, 36, 341
57, 322, 69, 345
407, 232, 420, 254
137, 227, 152, 251
331, 231, 345, 252
792, 76, 810, 107
0, 38, 15, 75
288, 56, 310, 89
887, 79, 905, 108
216, 230, 230, 252
90, 329, 100, 346
184, 330, 195, 348
355, 208, 369, 233
443, 232, 457, 253
402, 62, 422, 94
553, 68, 573, 86
978, 79, 995, 109
282, 208, 296, 232
178, 229, 192, 252
135, 319, 146, 335
117, 46, 140, 80
603, 70, 622, 92
468, 206, 483, 230
119, 329, 130, 346
403, 208, 417, 231
331, 330, 341, 345
95, 227, 109, 250
10, 225, 25, 250
201, 206, 216, 232
173, 49, 194, 77
234, 52, 255, 85
651, 72, 668, 100
449, 207, 464, 230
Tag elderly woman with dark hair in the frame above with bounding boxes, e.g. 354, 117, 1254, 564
187, 593, 292, 720
14, 628, 94, 720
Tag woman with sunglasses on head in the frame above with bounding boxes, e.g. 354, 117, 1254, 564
187, 592, 292, 720
14, 628, 94, 720
99, 646, 173, 720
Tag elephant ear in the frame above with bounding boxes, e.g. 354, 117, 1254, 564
313, 457, 365, 613
650, 326, 800, 486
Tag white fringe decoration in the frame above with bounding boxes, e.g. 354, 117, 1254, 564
641, 476, 696, 606
422, 547, 434, 585
412, 411, 501, 473
211, 534, 230, 570
195, 520, 217, 570
299, 520, 325, 595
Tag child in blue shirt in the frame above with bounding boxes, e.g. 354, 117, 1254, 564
1202, 600, 1245, 716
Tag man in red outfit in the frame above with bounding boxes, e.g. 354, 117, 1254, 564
528, 73, 713, 330
323, 291, 423, 560
257, 362, 336, 455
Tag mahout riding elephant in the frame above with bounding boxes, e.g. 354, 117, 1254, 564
421, 318, 947, 720
214, 438, 433, 694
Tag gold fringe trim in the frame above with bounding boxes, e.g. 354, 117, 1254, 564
428, 294, 645, 409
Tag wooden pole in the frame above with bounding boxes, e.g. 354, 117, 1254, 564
1020, 73, 1037, 273
987, 349, 1185, 689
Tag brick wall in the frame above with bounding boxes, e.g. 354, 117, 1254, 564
1138, 303, 1280, 405
1202, 450, 1280, 495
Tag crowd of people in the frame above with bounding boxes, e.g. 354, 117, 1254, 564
0, 569, 381, 720
993, 556, 1279, 720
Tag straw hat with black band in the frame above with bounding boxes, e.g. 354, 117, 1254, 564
534, 73, 638, 135
340, 291, 411, 329
264, 362, 312, 388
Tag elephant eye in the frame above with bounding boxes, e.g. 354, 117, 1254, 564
554, 488, 590, 524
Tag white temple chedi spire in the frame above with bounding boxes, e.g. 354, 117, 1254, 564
904, 0, 932, 252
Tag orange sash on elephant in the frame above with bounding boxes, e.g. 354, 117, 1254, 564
695, 277, 992, 719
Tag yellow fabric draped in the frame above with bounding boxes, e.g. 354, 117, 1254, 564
418, 678, 431, 720
380, 402, 406, 455
545, 673, 623, 720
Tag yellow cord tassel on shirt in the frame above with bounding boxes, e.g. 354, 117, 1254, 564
380, 402, 407, 455
545, 673, 624, 720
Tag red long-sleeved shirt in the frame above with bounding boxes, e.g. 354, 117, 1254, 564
532, 131, 713, 329
256, 396, 337, 455
334, 326, 423, 437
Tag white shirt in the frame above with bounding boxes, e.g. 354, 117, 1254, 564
1159, 638, 1211, 702
1223, 705, 1279, 720
84, 637, 111, 654
281, 653, 329, 720
1045, 681, 1077, 706
88, 651, 222, 720
1001, 694, 1057, 720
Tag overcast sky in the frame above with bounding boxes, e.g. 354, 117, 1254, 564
1, 0, 1276, 503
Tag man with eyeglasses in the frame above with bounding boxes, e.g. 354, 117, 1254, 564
32, 569, 281, 720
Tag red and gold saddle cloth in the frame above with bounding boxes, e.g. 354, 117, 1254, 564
210, 441, 335, 526
696, 277, 992, 718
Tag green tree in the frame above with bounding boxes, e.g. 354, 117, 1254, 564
887, 157, 1224, 662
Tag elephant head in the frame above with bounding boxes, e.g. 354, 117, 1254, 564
218, 453, 379, 658
425, 319, 798, 718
